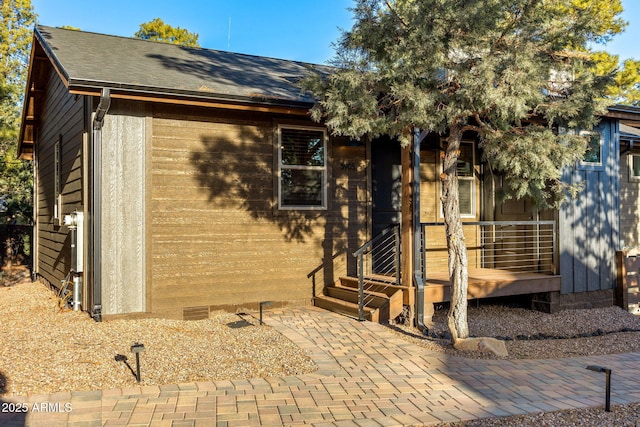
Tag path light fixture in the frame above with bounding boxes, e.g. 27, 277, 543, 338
586, 365, 612, 412
131, 342, 145, 383
259, 301, 273, 325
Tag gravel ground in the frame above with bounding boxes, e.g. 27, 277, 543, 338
3, 270, 640, 426
0, 270, 316, 397
391, 302, 640, 360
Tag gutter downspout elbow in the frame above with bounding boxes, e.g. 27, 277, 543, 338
91, 88, 111, 322
94, 88, 111, 130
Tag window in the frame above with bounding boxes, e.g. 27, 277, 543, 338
54, 136, 62, 224
581, 131, 603, 166
629, 154, 640, 182
278, 126, 327, 209
441, 141, 476, 217
456, 142, 475, 216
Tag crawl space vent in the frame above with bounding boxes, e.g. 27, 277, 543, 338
183, 306, 209, 320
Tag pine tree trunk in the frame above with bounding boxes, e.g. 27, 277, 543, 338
441, 125, 469, 343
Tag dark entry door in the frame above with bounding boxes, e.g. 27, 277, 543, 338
371, 136, 402, 237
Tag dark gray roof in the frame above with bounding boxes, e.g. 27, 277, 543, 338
36, 25, 331, 107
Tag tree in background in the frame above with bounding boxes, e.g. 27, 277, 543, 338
1, 0, 35, 268
134, 18, 200, 47
1, 0, 35, 225
305, 0, 621, 343
593, 52, 640, 106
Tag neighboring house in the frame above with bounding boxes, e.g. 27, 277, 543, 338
617, 116, 640, 249
18, 26, 640, 322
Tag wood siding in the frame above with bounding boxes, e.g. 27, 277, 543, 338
100, 100, 147, 314
559, 120, 620, 293
419, 143, 482, 273
620, 148, 640, 248
35, 68, 85, 287
149, 105, 368, 318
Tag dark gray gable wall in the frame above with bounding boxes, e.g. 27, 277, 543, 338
559, 119, 620, 294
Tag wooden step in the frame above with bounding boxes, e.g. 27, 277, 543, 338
326, 285, 389, 306
340, 276, 412, 306
314, 278, 405, 323
326, 285, 401, 322
314, 295, 378, 322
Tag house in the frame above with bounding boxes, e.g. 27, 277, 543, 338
18, 26, 640, 322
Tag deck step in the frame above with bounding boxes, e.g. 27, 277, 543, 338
314, 277, 406, 323
314, 295, 378, 322
339, 276, 413, 305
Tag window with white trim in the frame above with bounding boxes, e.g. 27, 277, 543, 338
456, 142, 475, 217
441, 141, 476, 218
580, 131, 603, 166
629, 153, 640, 182
278, 126, 327, 209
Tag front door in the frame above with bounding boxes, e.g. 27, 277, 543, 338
371, 136, 402, 237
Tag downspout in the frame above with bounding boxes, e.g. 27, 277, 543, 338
413, 128, 427, 332
91, 88, 111, 322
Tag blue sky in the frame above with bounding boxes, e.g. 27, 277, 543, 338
31, 0, 638, 65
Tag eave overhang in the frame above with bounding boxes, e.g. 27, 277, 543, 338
17, 27, 316, 160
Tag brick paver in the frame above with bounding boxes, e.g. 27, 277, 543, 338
4, 306, 640, 426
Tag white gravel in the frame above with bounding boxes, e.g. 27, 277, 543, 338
0, 270, 316, 397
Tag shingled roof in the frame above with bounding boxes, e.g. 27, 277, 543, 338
18, 25, 332, 159
34, 25, 329, 107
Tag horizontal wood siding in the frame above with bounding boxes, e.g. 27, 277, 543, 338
419, 144, 482, 272
35, 68, 85, 287
559, 120, 619, 293
150, 106, 367, 316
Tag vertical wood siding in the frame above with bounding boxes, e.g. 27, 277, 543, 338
559, 120, 619, 293
149, 106, 367, 316
35, 69, 85, 287
100, 100, 146, 314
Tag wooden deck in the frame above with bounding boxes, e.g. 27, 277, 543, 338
424, 268, 562, 303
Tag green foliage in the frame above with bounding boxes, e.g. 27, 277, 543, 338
1, 0, 36, 123
134, 18, 200, 47
304, 0, 620, 208
592, 51, 640, 106
0, 0, 35, 224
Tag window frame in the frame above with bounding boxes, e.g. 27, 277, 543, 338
54, 135, 62, 224
629, 153, 640, 182
578, 130, 604, 169
277, 125, 328, 210
439, 140, 476, 219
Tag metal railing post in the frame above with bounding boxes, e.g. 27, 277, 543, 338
358, 253, 365, 321
394, 225, 401, 286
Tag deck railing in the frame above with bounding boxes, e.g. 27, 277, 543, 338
352, 224, 401, 321
421, 220, 557, 279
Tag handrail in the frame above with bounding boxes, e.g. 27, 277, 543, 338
353, 223, 398, 257
421, 220, 558, 279
421, 220, 556, 226
352, 224, 401, 321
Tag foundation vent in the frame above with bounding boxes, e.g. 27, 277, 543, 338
183, 306, 210, 320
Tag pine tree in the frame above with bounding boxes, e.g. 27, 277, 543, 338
0, 0, 35, 225
134, 18, 200, 47
304, 0, 621, 343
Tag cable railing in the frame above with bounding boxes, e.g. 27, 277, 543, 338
352, 224, 401, 321
421, 220, 557, 279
